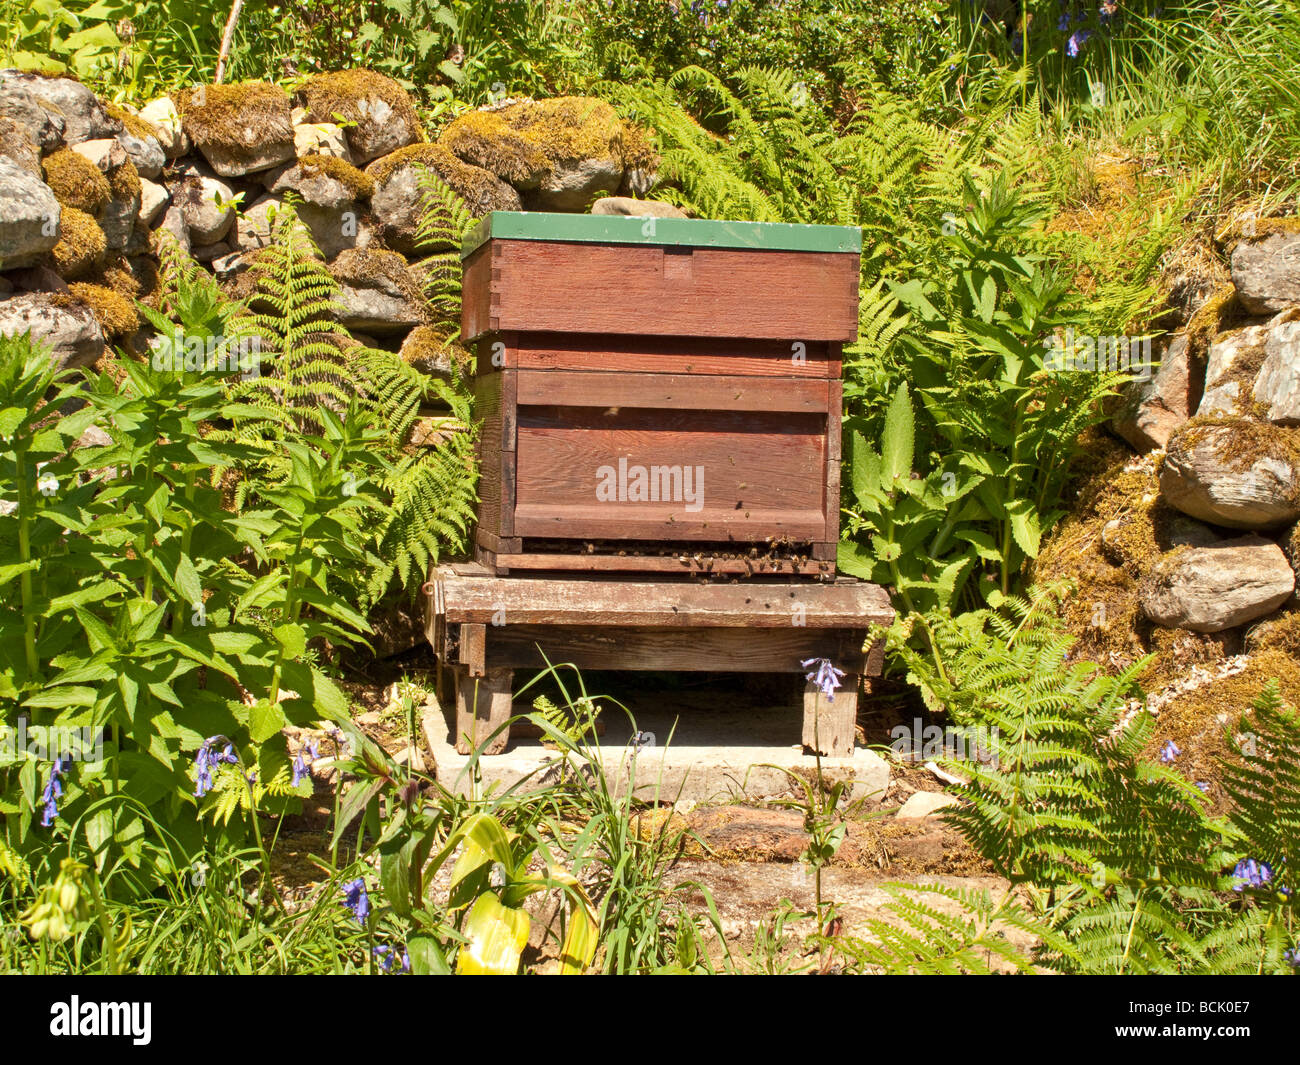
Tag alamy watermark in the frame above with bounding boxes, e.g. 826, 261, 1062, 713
1, 719, 104, 766
890, 718, 999, 765
149, 330, 262, 379
595, 458, 705, 512
1044, 328, 1153, 381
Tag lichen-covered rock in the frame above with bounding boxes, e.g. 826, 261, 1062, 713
0, 159, 61, 270
398, 325, 454, 379
367, 144, 520, 255
0, 292, 104, 370
70, 139, 140, 251
590, 195, 687, 219
297, 69, 422, 166
1197, 321, 1271, 418
1161, 421, 1300, 529
264, 155, 374, 257
0, 80, 65, 149
106, 104, 165, 179
231, 194, 278, 254
1141, 534, 1295, 632
1111, 335, 1199, 451
0, 117, 41, 175
1231, 228, 1300, 315
293, 120, 351, 161
49, 206, 106, 279
42, 147, 111, 214
67, 281, 138, 340
329, 248, 428, 335
1252, 310, 1300, 425
0, 70, 118, 145
438, 97, 656, 210
176, 82, 295, 176
137, 96, 187, 156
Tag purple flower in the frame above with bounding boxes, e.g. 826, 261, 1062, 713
1232, 858, 1273, 893
1160, 740, 1180, 763
802, 658, 846, 701
40, 757, 68, 827
1010, 30, 1023, 56
291, 740, 318, 787
1285, 947, 1299, 968
1057, 13, 1070, 30
373, 943, 410, 973
193, 735, 239, 798
342, 877, 370, 926
1195, 781, 1211, 793
1067, 29, 1092, 57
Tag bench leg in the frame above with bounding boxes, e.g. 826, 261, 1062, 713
802, 677, 858, 758
454, 666, 514, 755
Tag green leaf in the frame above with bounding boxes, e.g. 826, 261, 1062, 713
273, 622, 306, 659
1006, 501, 1042, 559
249, 700, 286, 744
407, 934, 450, 975
881, 383, 914, 484
456, 894, 529, 975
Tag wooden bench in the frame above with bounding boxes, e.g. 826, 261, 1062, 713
425, 563, 893, 758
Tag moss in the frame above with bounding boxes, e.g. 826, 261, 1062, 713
67, 282, 139, 339
398, 325, 448, 367
297, 153, 375, 199
105, 103, 161, 143
1170, 417, 1300, 481
297, 68, 422, 140
1145, 648, 1300, 811
106, 156, 141, 201
42, 148, 111, 215
175, 82, 291, 150
1185, 283, 1240, 359
436, 97, 658, 186
85, 255, 142, 301
1244, 608, 1300, 657
331, 248, 429, 319
49, 207, 107, 279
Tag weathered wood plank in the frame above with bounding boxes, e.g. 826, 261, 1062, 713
802, 679, 858, 757
486, 552, 835, 577
484, 625, 871, 673
453, 666, 514, 755
512, 334, 836, 378
435, 570, 893, 628
514, 370, 830, 413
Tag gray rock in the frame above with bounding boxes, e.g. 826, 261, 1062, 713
591, 195, 685, 219
0, 159, 60, 269
0, 292, 104, 370
1161, 423, 1300, 529
894, 791, 960, 820
156, 204, 191, 255
1232, 230, 1300, 315
368, 153, 519, 255
116, 126, 164, 180
1142, 534, 1296, 632
71, 139, 138, 250
530, 155, 623, 211
1253, 311, 1300, 424
191, 241, 231, 263
264, 162, 370, 257
0, 82, 64, 149
0, 70, 117, 145
1112, 335, 1199, 451
137, 178, 169, 228
137, 97, 187, 156
174, 172, 236, 245
334, 94, 419, 167
293, 120, 352, 161
1198, 322, 1272, 417
231, 194, 278, 253
330, 249, 428, 335
0, 116, 41, 175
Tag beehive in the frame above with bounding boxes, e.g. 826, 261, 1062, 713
460, 212, 861, 576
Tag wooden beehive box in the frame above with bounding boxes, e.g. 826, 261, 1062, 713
460, 212, 861, 577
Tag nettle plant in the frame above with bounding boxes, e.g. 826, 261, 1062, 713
0, 329, 385, 887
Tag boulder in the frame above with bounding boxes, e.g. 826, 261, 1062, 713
1141, 534, 1295, 632
0, 292, 104, 370
155, 204, 191, 256
591, 195, 687, 219
49, 207, 106, 279
894, 792, 960, 820
172, 171, 237, 245
0, 117, 41, 175
0, 70, 117, 145
71, 140, 140, 251
0, 159, 61, 269
137, 96, 187, 156
293, 120, 352, 161
177, 83, 295, 176
399, 325, 454, 380
137, 178, 169, 228
109, 107, 165, 179
1161, 422, 1300, 529
230, 194, 278, 254
265, 156, 374, 257
1252, 310, 1300, 424
1111, 335, 1199, 451
1231, 229, 1300, 315
0, 81, 64, 149
1197, 322, 1271, 417
367, 144, 520, 255
297, 69, 422, 166
329, 248, 428, 335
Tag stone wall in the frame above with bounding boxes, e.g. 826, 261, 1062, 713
0, 67, 679, 370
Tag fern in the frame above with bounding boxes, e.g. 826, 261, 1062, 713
411, 166, 480, 333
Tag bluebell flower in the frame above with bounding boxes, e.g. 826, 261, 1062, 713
1195, 781, 1211, 793
373, 944, 397, 972
193, 735, 239, 798
1011, 31, 1023, 56
291, 740, 319, 787
1160, 740, 1180, 763
1067, 29, 1092, 57
40, 757, 68, 827
1232, 858, 1273, 892
1058, 13, 1070, 30
802, 658, 846, 701
342, 877, 370, 926
1284, 947, 1299, 968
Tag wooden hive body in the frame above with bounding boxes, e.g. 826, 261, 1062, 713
460, 212, 861, 577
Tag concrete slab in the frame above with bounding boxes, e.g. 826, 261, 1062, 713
422, 682, 889, 804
